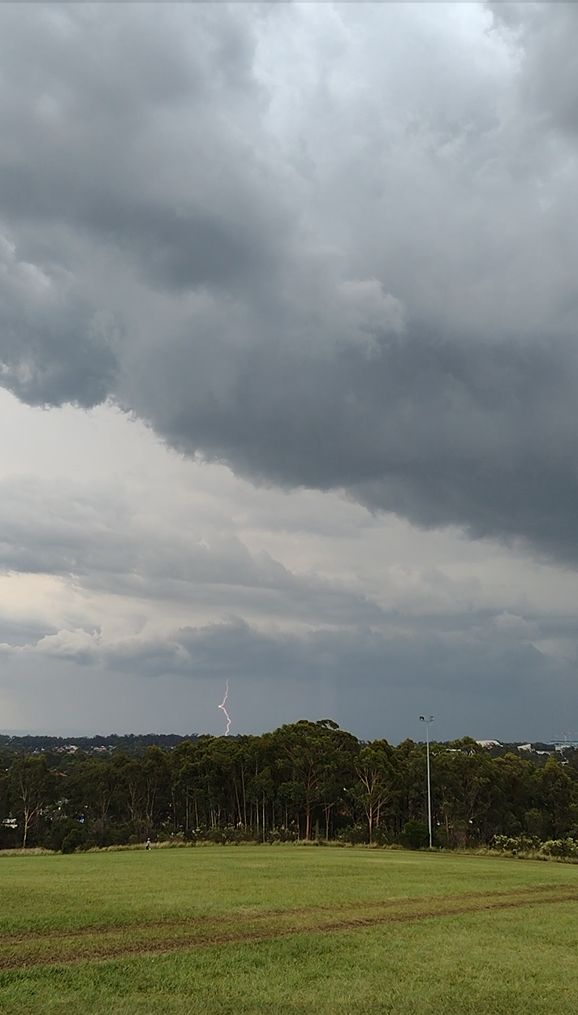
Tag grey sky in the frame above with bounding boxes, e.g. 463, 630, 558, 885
0, 3, 577, 741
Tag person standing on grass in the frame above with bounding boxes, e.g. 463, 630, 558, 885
145, 837, 151, 850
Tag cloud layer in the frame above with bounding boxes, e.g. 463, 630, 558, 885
1, 4, 578, 738
0, 4, 577, 561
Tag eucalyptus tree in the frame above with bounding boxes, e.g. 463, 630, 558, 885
8, 755, 55, 848
353, 740, 396, 843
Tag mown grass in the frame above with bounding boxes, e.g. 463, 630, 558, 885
1, 846, 578, 1013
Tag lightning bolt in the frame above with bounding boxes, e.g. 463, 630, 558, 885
218, 679, 232, 736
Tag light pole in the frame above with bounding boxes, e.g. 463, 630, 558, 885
419, 715, 434, 848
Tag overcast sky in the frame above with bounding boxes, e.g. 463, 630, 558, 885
1, 2, 578, 742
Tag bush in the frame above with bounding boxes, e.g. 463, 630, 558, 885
48, 818, 88, 853
61, 827, 87, 854
337, 824, 369, 845
401, 820, 430, 850
491, 834, 540, 854
370, 827, 393, 847
266, 828, 298, 844
539, 838, 578, 859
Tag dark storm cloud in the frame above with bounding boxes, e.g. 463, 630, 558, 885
134, 326, 578, 560
0, 4, 283, 291
0, 234, 119, 407
2, 4, 578, 559
9, 616, 574, 740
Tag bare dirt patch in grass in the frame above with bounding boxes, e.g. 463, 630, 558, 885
2, 885, 577, 972
1, 879, 568, 944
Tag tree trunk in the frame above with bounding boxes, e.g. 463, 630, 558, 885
241, 766, 247, 826
22, 808, 30, 849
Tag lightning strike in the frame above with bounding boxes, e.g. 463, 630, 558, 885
218, 679, 232, 736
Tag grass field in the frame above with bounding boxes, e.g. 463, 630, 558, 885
2, 846, 578, 1014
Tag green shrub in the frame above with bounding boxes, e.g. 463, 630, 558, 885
538, 838, 578, 859
491, 834, 540, 853
401, 820, 430, 850
337, 824, 369, 845
61, 827, 87, 854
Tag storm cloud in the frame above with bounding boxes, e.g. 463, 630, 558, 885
0, 3, 577, 562
1, 4, 578, 738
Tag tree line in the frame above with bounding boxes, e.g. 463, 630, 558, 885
0, 733, 190, 755
1, 720, 578, 853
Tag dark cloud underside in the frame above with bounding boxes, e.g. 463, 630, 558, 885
1, 3, 577, 562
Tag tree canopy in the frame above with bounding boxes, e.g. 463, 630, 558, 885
1, 723, 577, 852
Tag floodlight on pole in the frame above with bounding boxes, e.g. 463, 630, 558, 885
419, 715, 434, 849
